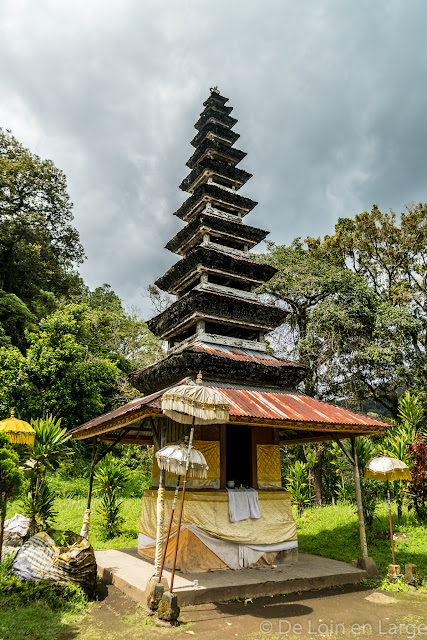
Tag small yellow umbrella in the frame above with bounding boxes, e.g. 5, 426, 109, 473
0, 410, 35, 445
365, 456, 412, 566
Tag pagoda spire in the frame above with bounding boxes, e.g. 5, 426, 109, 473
147, 91, 287, 353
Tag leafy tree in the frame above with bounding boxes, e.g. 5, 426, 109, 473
0, 128, 85, 314
0, 297, 164, 429
0, 432, 24, 558
0, 291, 37, 350
83, 284, 165, 371
307, 204, 427, 415
24, 304, 123, 427
0, 346, 32, 417
259, 204, 427, 419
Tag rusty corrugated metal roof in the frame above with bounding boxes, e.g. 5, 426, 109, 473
131, 341, 307, 376
186, 343, 306, 368
70, 380, 388, 440
213, 387, 386, 427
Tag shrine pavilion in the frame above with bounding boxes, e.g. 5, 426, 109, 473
71, 90, 387, 575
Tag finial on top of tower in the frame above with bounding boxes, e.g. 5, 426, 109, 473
210, 86, 219, 94
196, 371, 203, 385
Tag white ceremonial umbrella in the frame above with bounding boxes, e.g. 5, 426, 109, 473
161, 371, 229, 592
155, 440, 209, 582
155, 442, 209, 478
364, 456, 412, 565
161, 380, 230, 425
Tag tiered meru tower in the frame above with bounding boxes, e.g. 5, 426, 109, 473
130, 90, 307, 394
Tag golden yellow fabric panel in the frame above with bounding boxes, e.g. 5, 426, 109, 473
139, 490, 297, 545
151, 440, 220, 488
189, 440, 220, 488
257, 444, 282, 488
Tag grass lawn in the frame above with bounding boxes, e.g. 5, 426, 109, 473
7, 495, 426, 578
296, 501, 427, 578
3, 495, 427, 640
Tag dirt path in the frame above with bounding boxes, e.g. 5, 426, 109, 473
63, 582, 427, 640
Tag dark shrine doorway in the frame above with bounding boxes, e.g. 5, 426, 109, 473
226, 425, 253, 488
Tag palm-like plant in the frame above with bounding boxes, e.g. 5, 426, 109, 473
94, 453, 128, 539
378, 391, 425, 524
382, 422, 417, 525
397, 391, 424, 434
286, 460, 313, 517
22, 415, 72, 535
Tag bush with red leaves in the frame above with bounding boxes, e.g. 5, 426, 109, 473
407, 434, 427, 521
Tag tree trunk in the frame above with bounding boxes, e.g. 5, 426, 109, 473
397, 499, 403, 526
313, 446, 323, 506
0, 498, 6, 562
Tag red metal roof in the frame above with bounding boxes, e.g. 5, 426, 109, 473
70, 382, 388, 439
131, 342, 307, 376
185, 344, 306, 368
214, 388, 387, 427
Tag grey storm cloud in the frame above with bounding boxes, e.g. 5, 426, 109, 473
1, 0, 427, 317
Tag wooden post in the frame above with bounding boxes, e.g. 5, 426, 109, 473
331, 435, 377, 576
351, 435, 369, 558
80, 436, 102, 538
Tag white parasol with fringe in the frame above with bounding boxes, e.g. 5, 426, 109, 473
364, 456, 412, 566
156, 442, 209, 478
161, 382, 229, 425
364, 457, 412, 482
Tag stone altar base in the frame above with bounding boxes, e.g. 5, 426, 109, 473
95, 548, 367, 606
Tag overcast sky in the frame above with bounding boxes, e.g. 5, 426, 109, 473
1, 1, 426, 318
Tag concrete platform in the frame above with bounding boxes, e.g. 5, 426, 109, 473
95, 548, 367, 606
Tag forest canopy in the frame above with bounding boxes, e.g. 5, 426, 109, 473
0, 129, 163, 429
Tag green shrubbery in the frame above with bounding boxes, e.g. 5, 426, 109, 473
0, 554, 87, 640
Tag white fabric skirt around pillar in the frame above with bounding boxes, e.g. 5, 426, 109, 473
138, 525, 298, 571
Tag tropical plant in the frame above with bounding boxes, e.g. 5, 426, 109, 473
94, 453, 129, 539
286, 460, 313, 516
330, 437, 379, 528
382, 422, 416, 524
379, 391, 424, 523
22, 415, 71, 535
397, 391, 425, 434
0, 433, 24, 559
21, 483, 57, 537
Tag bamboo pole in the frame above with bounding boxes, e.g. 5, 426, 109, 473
387, 479, 396, 565
158, 475, 181, 583
169, 422, 194, 593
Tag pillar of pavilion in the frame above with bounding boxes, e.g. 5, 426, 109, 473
71, 90, 384, 576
